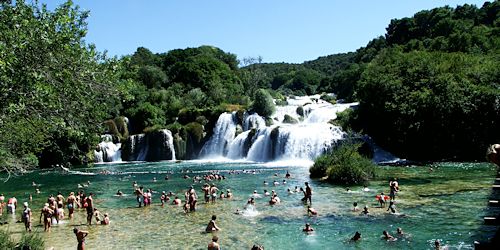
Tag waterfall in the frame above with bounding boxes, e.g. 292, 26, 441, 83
199, 94, 359, 162
122, 129, 176, 161
94, 135, 122, 163
243, 113, 266, 131
200, 112, 238, 157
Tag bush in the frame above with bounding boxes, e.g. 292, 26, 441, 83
252, 89, 275, 117
17, 231, 45, 250
0, 230, 15, 249
310, 142, 376, 185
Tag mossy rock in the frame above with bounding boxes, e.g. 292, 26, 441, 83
296, 106, 304, 117
283, 114, 298, 124
265, 117, 274, 126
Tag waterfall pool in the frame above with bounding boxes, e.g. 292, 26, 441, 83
0, 161, 496, 249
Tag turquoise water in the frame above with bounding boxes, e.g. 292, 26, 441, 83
0, 161, 496, 249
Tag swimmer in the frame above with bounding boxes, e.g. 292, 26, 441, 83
73, 227, 88, 250
116, 190, 123, 196
285, 171, 291, 179
93, 208, 102, 223
346, 187, 351, 193
252, 190, 261, 198
273, 180, 279, 186
352, 202, 359, 212
152, 177, 157, 182
397, 228, 404, 235
361, 206, 369, 215
100, 213, 109, 225
247, 197, 256, 206
160, 191, 167, 206
303, 223, 314, 232
173, 196, 181, 206
219, 191, 225, 199
435, 239, 442, 250
287, 188, 294, 194
307, 206, 317, 216
226, 189, 233, 198
282, 180, 286, 184
251, 245, 265, 250
264, 190, 270, 196
351, 231, 361, 241
205, 215, 221, 232
294, 186, 299, 192
263, 181, 268, 186
382, 230, 395, 241
36, 188, 40, 194
363, 185, 370, 192
208, 235, 220, 250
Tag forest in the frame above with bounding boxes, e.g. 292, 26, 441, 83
0, 0, 498, 171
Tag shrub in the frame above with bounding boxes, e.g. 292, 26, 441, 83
17, 231, 45, 250
0, 230, 15, 249
252, 89, 275, 117
310, 142, 376, 185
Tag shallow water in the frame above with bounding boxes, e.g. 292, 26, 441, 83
0, 161, 496, 249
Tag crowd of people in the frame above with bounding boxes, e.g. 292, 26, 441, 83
0, 168, 446, 249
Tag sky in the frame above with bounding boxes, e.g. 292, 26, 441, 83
45, 0, 489, 63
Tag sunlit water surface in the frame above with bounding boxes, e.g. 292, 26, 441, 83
0, 161, 497, 250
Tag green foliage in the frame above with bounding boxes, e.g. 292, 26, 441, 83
17, 231, 45, 250
252, 89, 275, 117
332, 108, 355, 130
310, 142, 377, 185
0, 0, 120, 169
0, 230, 15, 249
356, 49, 500, 160
0, 230, 43, 249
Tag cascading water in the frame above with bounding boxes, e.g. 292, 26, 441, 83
123, 129, 176, 162
200, 95, 359, 162
200, 112, 238, 157
94, 135, 122, 163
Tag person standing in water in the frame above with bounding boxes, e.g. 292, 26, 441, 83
207, 235, 220, 250
85, 193, 94, 225
67, 192, 77, 219
22, 202, 32, 232
305, 182, 312, 205
73, 227, 89, 250
40, 203, 53, 232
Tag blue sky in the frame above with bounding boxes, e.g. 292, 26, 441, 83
45, 0, 488, 63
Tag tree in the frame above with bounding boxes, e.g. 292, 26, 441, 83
0, 0, 120, 169
252, 89, 275, 117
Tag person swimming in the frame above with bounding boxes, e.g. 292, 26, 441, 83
351, 231, 361, 241
303, 223, 314, 232
383, 230, 395, 241
353, 202, 359, 212
307, 206, 317, 216
361, 206, 369, 215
